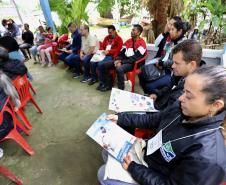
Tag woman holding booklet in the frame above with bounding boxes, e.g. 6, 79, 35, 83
98, 65, 226, 185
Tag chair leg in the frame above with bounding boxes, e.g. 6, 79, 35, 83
30, 97, 43, 113
0, 165, 23, 185
28, 81, 36, 95
6, 130, 34, 156
16, 119, 30, 136
16, 109, 32, 130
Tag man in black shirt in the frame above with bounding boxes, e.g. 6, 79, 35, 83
19, 23, 34, 60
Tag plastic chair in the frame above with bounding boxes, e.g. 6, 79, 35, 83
51, 34, 69, 64
0, 165, 23, 185
126, 52, 148, 92
134, 128, 155, 139
0, 97, 34, 155
28, 81, 36, 95
12, 75, 43, 130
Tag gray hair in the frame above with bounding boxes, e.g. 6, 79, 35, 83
0, 71, 21, 108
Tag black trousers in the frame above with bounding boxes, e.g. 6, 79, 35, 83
0, 112, 14, 140
99, 60, 133, 89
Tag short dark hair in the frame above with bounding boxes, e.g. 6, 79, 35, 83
107, 25, 116, 31
133, 24, 143, 34
171, 16, 182, 23
172, 39, 202, 65
68, 22, 77, 28
2, 19, 7, 26
24, 23, 29, 28
0, 36, 19, 52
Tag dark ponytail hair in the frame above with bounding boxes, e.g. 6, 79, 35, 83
192, 65, 226, 143
173, 21, 191, 35
171, 16, 182, 23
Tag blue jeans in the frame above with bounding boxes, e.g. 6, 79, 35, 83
58, 52, 81, 73
145, 73, 172, 94
97, 150, 137, 185
29, 46, 38, 60
90, 56, 113, 81
81, 54, 93, 78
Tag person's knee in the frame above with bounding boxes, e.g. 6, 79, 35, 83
116, 66, 123, 74
97, 165, 106, 184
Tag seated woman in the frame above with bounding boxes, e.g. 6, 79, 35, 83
37, 27, 58, 67
100, 65, 226, 185
0, 47, 27, 79
139, 19, 190, 95
0, 70, 21, 140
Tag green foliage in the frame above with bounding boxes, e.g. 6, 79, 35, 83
97, 0, 114, 17
182, 0, 226, 45
97, 0, 141, 18
49, 0, 89, 34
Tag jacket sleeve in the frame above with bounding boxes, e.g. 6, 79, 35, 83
121, 50, 144, 65
153, 76, 178, 97
128, 158, 225, 185
71, 34, 81, 53
107, 37, 123, 58
117, 112, 161, 129
5, 60, 28, 77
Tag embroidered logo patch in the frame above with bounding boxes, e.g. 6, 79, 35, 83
160, 141, 176, 162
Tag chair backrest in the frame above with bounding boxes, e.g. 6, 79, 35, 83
12, 75, 30, 107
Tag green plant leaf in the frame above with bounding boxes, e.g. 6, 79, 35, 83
212, 16, 220, 27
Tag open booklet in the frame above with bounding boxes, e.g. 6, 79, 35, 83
86, 113, 137, 163
109, 88, 158, 113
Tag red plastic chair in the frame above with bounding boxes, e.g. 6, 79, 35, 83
12, 75, 43, 130
126, 52, 148, 92
0, 97, 34, 155
51, 34, 69, 64
28, 81, 36, 95
134, 128, 155, 139
0, 165, 23, 185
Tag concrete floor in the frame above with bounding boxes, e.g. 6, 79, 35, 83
0, 61, 115, 185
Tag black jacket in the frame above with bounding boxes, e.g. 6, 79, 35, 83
118, 103, 226, 185
22, 30, 34, 45
0, 59, 27, 79
153, 76, 184, 110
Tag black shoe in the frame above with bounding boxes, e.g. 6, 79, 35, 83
80, 77, 92, 83
99, 86, 112, 92
96, 84, 104, 90
88, 79, 98, 86
73, 73, 82, 79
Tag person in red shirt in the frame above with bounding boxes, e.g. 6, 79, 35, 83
97, 24, 147, 91
89, 25, 123, 85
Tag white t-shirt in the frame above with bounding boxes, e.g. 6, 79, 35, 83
81, 34, 99, 55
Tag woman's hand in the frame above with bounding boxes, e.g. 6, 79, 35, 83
107, 114, 118, 124
122, 154, 132, 170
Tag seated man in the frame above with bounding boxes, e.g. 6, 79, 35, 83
89, 25, 123, 85
19, 23, 34, 60
73, 24, 98, 81
97, 24, 146, 91
150, 39, 205, 110
58, 22, 81, 76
